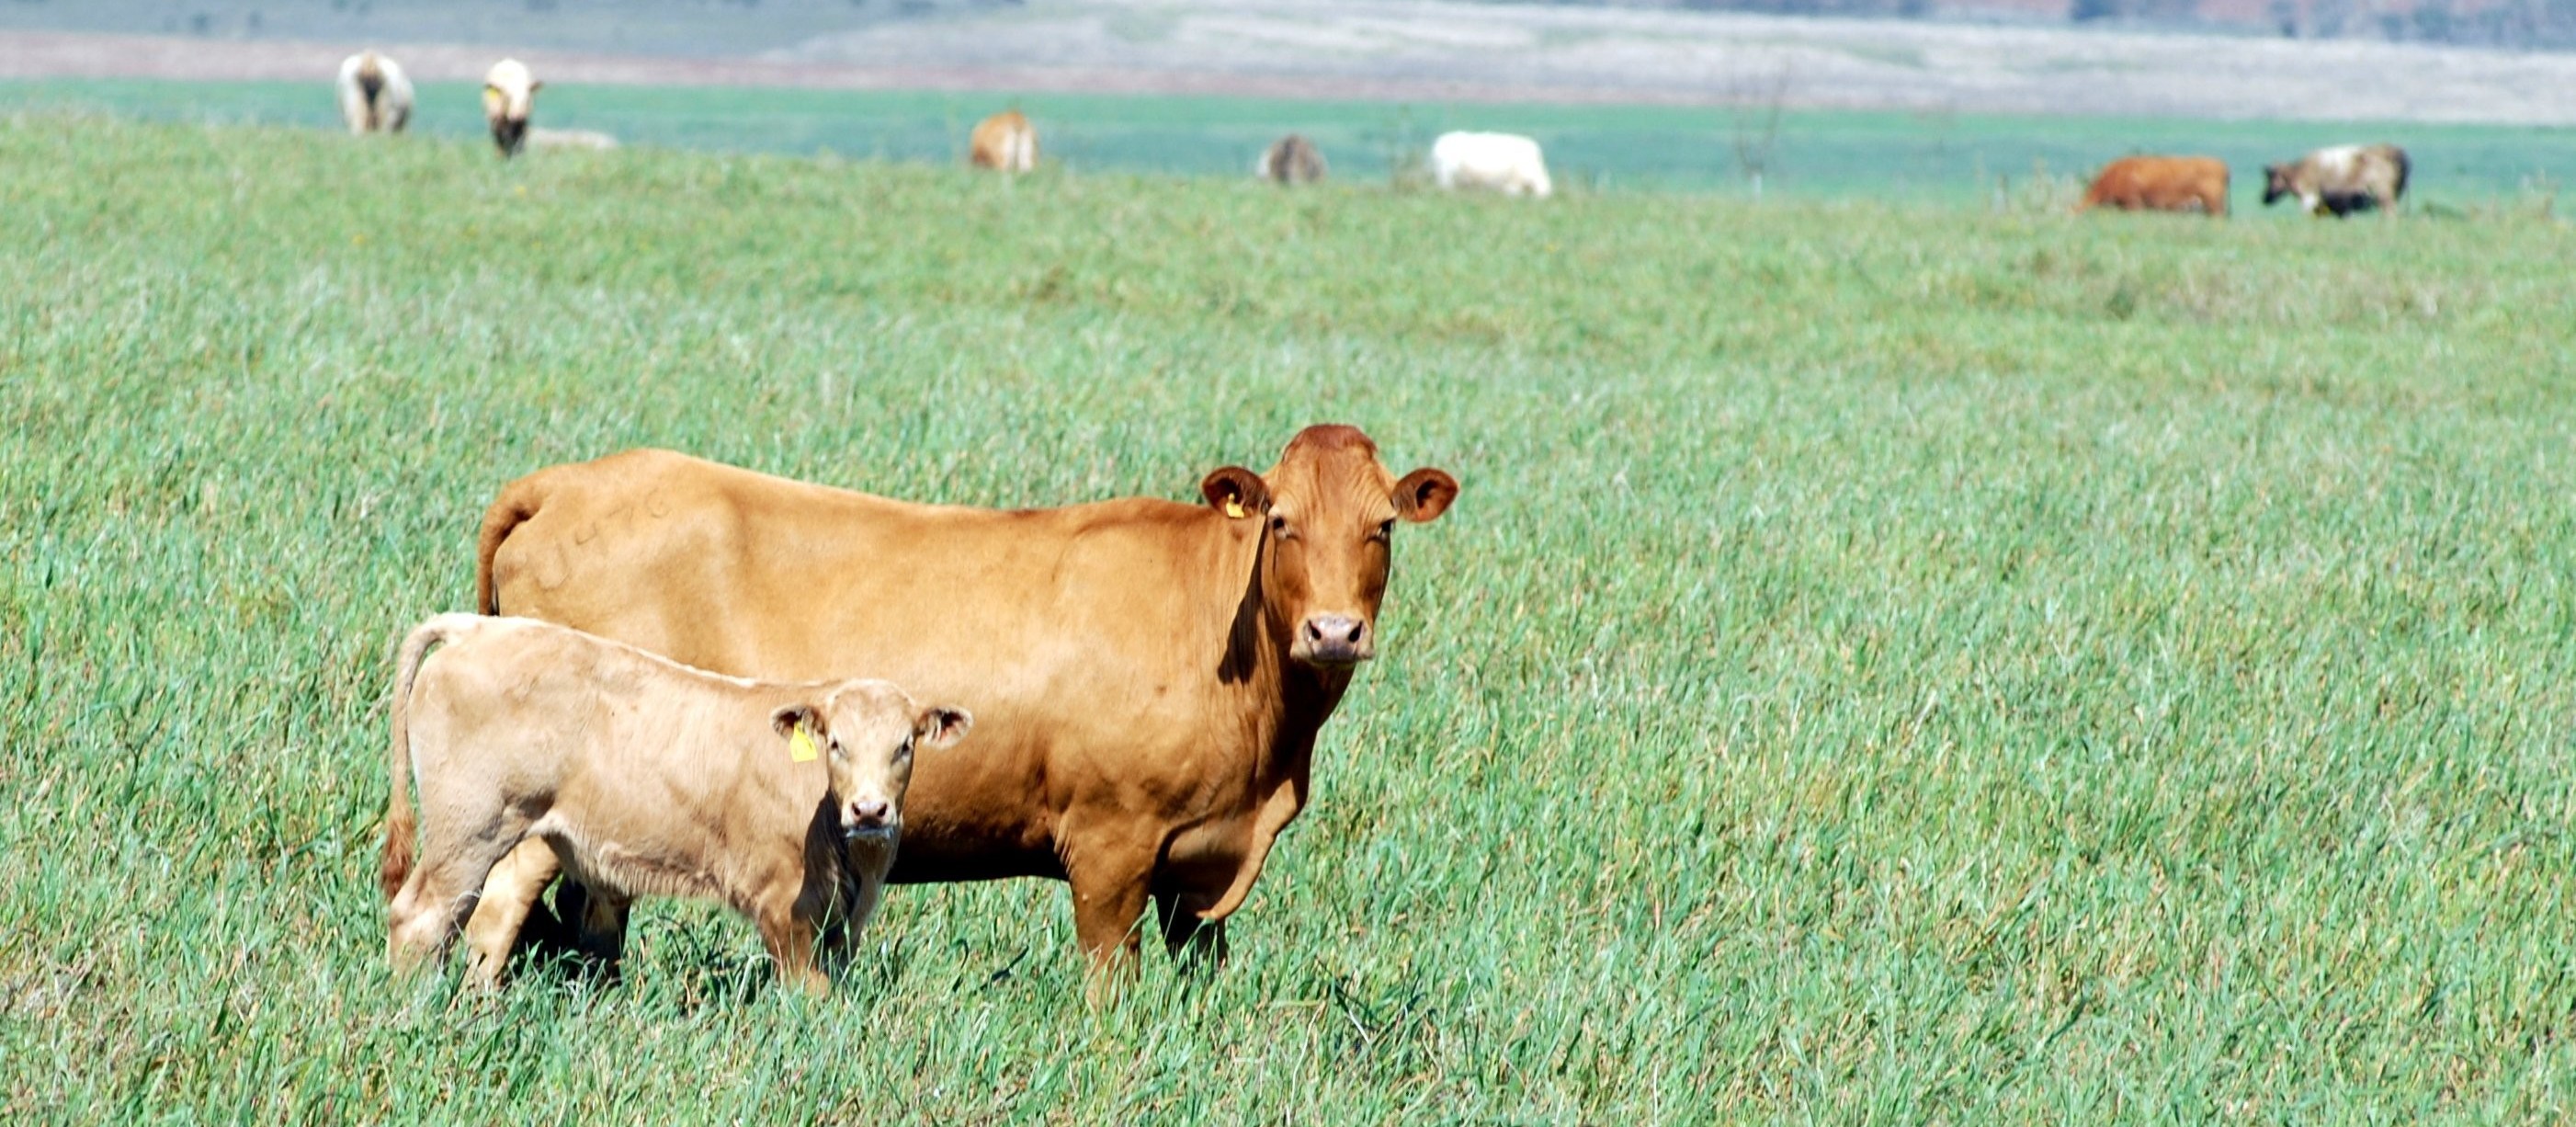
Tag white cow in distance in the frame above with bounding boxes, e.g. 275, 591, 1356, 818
335, 50, 413, 135
482, 58, 540, 158
1432, 131, 1552, 199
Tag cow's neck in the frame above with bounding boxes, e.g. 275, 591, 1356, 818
1228, 539, 1353, 791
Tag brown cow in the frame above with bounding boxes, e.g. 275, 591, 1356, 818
2077, 155, 2229, 217
468, 425, 1457, 983
380, 613, 970, 991
969, 110, 1038, 173
2263, 143, 2410, 217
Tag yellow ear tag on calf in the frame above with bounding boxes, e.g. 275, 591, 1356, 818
789, 727, 818, 763
1224, 498, 1247, 519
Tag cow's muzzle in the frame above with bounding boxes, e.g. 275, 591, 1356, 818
1293, 614, 1374, 666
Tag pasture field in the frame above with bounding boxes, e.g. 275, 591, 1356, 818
7, 76, 2576, 205
5, 110, 2576, 1121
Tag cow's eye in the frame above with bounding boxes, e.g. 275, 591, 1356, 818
1269, 515, 1293, 539
1371, 519, 1395, 541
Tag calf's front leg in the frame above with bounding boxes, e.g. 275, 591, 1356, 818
755, 901, 829, 995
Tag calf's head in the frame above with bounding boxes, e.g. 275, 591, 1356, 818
482, 59, 539, 157
1201, 424, 1458, 668
772, 684, 971, 840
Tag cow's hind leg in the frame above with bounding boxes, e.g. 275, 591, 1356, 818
1153, 890, 1230, 973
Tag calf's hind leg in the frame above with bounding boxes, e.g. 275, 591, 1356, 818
388, 834, 524, 973
460, 839, 559, 988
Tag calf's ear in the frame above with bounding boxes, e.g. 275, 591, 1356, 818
916, 707, 973, 750
1392, 467, 1458, 523
771, 704, 820, 738
1199, 467, 1270, 518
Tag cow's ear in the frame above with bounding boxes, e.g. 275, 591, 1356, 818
1200, 467, 1269, 518
916, 706, 972, 751
771, 704, 819, 739
1391, 468, 1458, 524
530, 80, 545, 93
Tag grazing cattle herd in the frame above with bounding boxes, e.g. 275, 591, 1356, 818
324, 46, 2412, 222
324, 44, 2420, 995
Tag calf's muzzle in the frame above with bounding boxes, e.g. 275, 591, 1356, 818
842, 798, 895, 838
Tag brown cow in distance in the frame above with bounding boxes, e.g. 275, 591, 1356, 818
468, 425, 1458, 985
2078, 155, 2229, 217
969, 109, 1037, 173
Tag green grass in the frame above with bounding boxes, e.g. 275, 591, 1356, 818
8, 76, 2576, 206
5, 110, 2576, 1121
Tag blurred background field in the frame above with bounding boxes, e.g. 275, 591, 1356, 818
6, 75, 2576, 206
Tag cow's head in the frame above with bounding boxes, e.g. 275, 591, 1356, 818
1201, 424, 1458, 668
2261, 164, 2294, 206
775, 684, 971, 841
482, 59, 539, 158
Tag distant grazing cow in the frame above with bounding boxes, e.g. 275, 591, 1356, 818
2264, 144, 2410, 217
528, 128, 619, 152
335, 50, 414, 135
380, 614, 970, 991
970, 110, 1038, 173
2078, 155, 2228, 217
467, 425, 1458, 986
1432, 131, 1551, 199
482, 58, 540, 158
1258, 134, 1327, 185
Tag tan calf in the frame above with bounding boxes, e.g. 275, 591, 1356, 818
380, 614, 969, 991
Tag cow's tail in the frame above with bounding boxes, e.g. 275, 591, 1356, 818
474, 474, 546, 616
382, 615, 473, 900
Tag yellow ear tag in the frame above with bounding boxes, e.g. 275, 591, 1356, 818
1224, 498, 1247, 519
789, 727, 818, 763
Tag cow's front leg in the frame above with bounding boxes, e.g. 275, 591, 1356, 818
1061, 837, 1155, 994
1153, 890, 1230, 973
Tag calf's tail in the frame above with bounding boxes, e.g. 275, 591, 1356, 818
382, 615, 473, 899
474, 475, 545, 616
